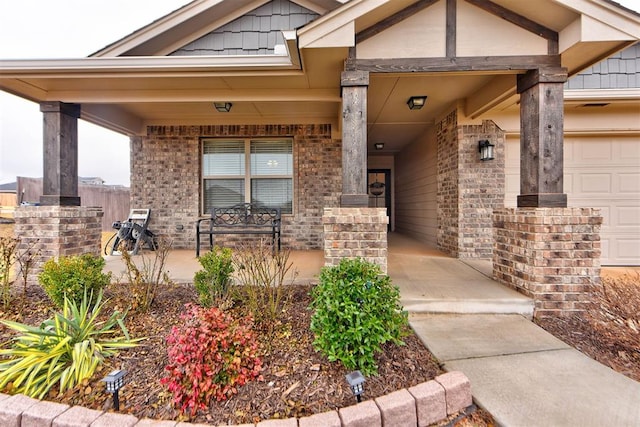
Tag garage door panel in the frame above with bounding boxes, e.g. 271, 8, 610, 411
618, 139, 640, 160
616, 240, 640, 263
617, 206, 640, 227
563, 173, 574, 194
619, 173, 640, 193
579, 142, 613, 162
579, 174, 612, 193
600, 238, 611, 262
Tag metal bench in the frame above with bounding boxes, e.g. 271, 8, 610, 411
195, 203, 281, 257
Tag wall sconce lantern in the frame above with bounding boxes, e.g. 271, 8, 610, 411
407, 96, 427, 110
102, 369, 127, 411
346, 370, 366, 402
213, 102, 232, 112
374, 142, 384, 150
478, 139, 495, 161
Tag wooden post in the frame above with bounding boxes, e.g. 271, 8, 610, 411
340, 70, 369, 207
516, 68, 568, 207
39, 101, 81, 206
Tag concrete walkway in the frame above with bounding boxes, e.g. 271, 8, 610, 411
388, 234, 640, 427
104, 233, 640, 426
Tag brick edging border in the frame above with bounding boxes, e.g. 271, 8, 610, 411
0, 371, 472, 427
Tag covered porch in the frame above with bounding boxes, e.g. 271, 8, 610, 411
104, 232, 534, 317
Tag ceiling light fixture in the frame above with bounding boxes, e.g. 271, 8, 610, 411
213, 102, 232, 112
407, 96, 427, 110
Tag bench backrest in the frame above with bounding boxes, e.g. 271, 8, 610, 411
211, 203, 280, 226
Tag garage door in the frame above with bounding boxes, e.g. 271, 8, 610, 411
505, 135, 640, 266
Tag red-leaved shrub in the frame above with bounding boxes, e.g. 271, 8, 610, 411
161, 304, 262, 416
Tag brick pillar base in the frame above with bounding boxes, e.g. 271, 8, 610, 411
323, 207, 388, 273
493, 207, 602, 318
14, 206, 104, 285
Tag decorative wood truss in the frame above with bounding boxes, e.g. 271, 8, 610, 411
341, 0, 568, 208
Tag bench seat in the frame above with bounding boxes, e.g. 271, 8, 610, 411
195, 203, 281, 256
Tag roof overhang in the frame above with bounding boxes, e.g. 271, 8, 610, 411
0, 0, 638, 142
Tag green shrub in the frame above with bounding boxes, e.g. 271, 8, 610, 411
309, 258, 409, 376
0, 289, 140, 399
161, 304, 262, 416
38, 254, 111, 308
194, 247, 234, 307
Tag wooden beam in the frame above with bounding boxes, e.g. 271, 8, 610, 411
446, 0, 456, 58
355, 0, 439, 44
464, 0, 558, 43
517, 68, 568, 208
348, 54, 561, 73
39, 102, 81, 206
340, 71, 369, 207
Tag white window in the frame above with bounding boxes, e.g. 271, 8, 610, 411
202, 138, 293, 214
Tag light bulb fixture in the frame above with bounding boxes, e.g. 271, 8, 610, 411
102, 369, 127, 411
407, 96, 427, 110
478, 140, 495, 161
346, 370, 366, 402
213, 102, 232, 112
374, 142, 384, 150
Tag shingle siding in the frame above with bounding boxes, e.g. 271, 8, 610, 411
171, 0, 319, 56
567, 42, 640, 89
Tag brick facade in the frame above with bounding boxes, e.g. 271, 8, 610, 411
323, 207, 388, 273
493, 207, 602, 318
13, 206, 103, 284
437, 109, 505, 259
131, 125, 341, 251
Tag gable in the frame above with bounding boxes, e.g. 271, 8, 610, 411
357, 0, 548, 60
93, 0, 343, 57
171, 0, 320, 56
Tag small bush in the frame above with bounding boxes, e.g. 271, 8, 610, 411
38, 254, 111, 308
120, 237, 173, 312
309, 258, 409, 376
161, 304, 262, 416
0, 237, 18, 309
0, 289, 140, 399
233, 241, 296, 334
194, 247, 234, 307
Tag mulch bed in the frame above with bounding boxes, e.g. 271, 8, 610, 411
0, 282, 492, 426
536, 272, 640, 383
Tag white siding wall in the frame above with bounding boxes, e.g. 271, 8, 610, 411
394, 127, 438, 244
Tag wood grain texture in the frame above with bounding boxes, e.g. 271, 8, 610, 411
39, 102, 81, 206
340, 72, 368, 206
348, 55, 561, 73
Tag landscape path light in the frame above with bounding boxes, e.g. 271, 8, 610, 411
102, 369, 127, 411
346, 370, 366, 402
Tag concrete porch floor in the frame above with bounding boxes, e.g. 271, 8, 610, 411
103, 232, 533, 317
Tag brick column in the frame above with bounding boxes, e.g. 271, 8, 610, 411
13, 206, 103, 285
493, 207, 602, 318
437, 108, 504, 259
323, 207, 388, 273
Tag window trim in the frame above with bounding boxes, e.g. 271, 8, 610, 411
201, 137, 294, 215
